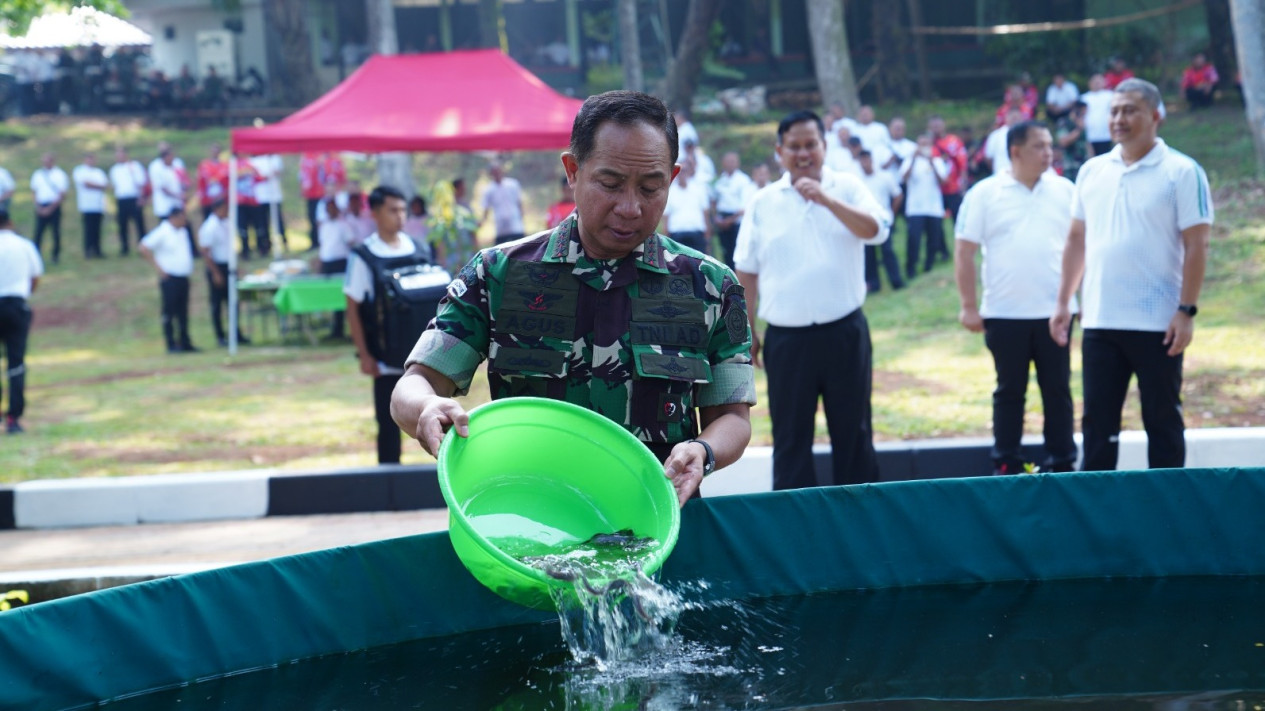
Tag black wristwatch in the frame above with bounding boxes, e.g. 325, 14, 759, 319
689, 438, 716, 477
1178, 304, 1198, 318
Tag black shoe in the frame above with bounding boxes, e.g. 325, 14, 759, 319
5, 416, 22, 434
237, 333, 252, 345
217, 337, 229, 347
180, 344, 201, 353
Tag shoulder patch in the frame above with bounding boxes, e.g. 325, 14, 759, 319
447, 278, 468, 299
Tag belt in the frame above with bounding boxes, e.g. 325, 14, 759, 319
0, 295, 27, 304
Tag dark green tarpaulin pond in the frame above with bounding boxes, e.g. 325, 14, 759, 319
1, 468, 1263, 710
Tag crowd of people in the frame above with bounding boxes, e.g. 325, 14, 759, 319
1, 55, 1221, 485
5, 45, 261, 116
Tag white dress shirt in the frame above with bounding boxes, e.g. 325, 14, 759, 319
1081, 90, 1114, 143
30, 167, 69, 205
140, 220, 194, 277
984, 127, 1011, 177
197, 213, 233, 264
72, 165, 109, 213
735, 167, 891, 327
955, 171, 1078, 319
0, 230, 44, 298
711, 169, 756, 214
319, 216, 357, 263
480, 177, 524, 236
859, 169, 902, 219
900, 154, 948, 217
1045, 81, 1080, 110
148, 161, 183, 219
1071, 139, 1214, 332
109, 160, 147, 200
250, 155, 284, 203
663, 178, 710, 234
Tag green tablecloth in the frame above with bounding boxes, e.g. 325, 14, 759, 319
271, 276, 346, 316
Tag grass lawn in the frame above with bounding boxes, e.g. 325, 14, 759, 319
0, 103, 1261, 482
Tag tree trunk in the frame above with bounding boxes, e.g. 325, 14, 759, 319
805, 0, 860, 114
661, 0, 722, 112
478, 0, 506, 52
1229, 0, 1265, 174
367, 0, 415, 197
1205, 0, 1238, 89
904, 0, 932, 101
261, 0, 321, 108
871, 0, 910, 103
618, 0, 644, 92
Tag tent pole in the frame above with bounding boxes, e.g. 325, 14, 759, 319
228, 156, 239, 356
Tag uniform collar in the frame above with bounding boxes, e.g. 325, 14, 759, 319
1109, 137, 1168, 168
541, 214, 669, 275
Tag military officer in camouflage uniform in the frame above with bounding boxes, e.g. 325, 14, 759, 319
391, 90, 756, 505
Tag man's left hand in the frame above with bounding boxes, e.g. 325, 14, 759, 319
663, 441, 707, 507
1164, 311, 1195, 356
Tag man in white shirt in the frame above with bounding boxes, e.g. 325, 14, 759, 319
735, 110, 891, 489
345, 185, 424, 464
681, 139, 716, 186
30, 153, 69, 264
675, 109, 699, 158
825, 125, 860, 176
850, 105, 892, 164
710, 151, 756, 268
73, 152, 110, 260
1051, 79, 1213, 472
900, 134, 949, 279
0, 209, 44, 433
857, 150, 905, 293
1081, 74, 1114, 157
318, 199, 357, 340
139, 208, 199, 353
109, 146, 147, 255
0, 165, 15, 212
955, 121, 1078, 475
1045, 74, 1080, 121
662, 157, 711, 255
197, 200, 249, 347
984, 108, 1024, 177
480, 162, 525, 245
250, 154, 288, 252
148, 147, 185, 221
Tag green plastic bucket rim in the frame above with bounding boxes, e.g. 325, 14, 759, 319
436, 396, 682, 592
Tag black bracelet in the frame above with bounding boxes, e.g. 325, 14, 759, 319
688, 438, 716, 477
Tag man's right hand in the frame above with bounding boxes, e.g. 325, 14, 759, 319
750, 331, 763, 369
414, 397, 470, 457
958, 307, 984, 333
1049, 304, 1073, 347
358, 354, 380, 377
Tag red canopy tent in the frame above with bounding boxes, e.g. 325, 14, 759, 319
229, 50, 584, 154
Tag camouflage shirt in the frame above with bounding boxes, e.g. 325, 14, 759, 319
408, 214, 756, 448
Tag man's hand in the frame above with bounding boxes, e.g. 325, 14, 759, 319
358, 353, 380, 377
413, 397, 470, 457
211, 268, 226, 288
663, 440, 707, 507
793, 176, 827, 204
958, 307, 984, 333
750, 331, 763, 369
1164, 311, 1195, 356
1049, 304, 1073, 347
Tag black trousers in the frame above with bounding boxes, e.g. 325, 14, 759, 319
716, 215, 740, 269
238, 204, 270, 257
262, 201, 287, 250
983, 318, 1077, 473
306, 198, 321, 249
82, 211, 103, 258
321, 258, 348, 337
1082, 328, 1185, 471
33, 204, 62, 263
159, 275, 193, 350
764, 309, 878, 489
864, 239, 905, 292
0, 297, 31, 420
115, 197, 144, 254
374, 374, 403, 464
943, 191, 963, 226
671, 230, 709, 256
905, 215, 945, 278
206, 263, 238, 341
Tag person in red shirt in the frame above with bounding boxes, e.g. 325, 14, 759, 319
233, 155, 266, 259
927, 115, 967, 264
1017, 72, 1040, 116
196, 143, 228, 222
544, 176, 575, 229
1181, 52, 1219, 109
994, 84, 1034, 128
322, 153, 347, 192
1103, 57, 1135, 89
298, 152, 325, 250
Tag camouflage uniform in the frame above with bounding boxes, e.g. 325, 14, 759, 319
407, 214, 756, 461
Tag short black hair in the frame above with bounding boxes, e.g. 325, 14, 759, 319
368, 185, 406, 209
1007, 120, 1049, 154
858, 150, 872, 159
847, 136, 862, 147
165, 207, 185, 219
410, 195, 427, 213
777, 110, 825, 144
569, 90, 678, 167
452, 178, 465, 191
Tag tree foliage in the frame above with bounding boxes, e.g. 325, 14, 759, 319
0, 0, 128, 37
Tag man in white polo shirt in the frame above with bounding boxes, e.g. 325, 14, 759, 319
1051, 78, 1213, 471
956, 120, 1078, 475
662, 156, 712, 255
109, 146, 147, 255
139, 208, 199, 354
480, 162, 525, 246
30, 152, 69, 264
735, 110, 891, 489
73, 151, 109, 260
0, 209, 44, 434
710, 151, 756, 269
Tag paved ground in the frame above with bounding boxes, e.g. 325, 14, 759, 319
0, 510, 451, 577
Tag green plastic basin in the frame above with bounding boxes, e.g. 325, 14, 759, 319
437, 397, 682, 610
